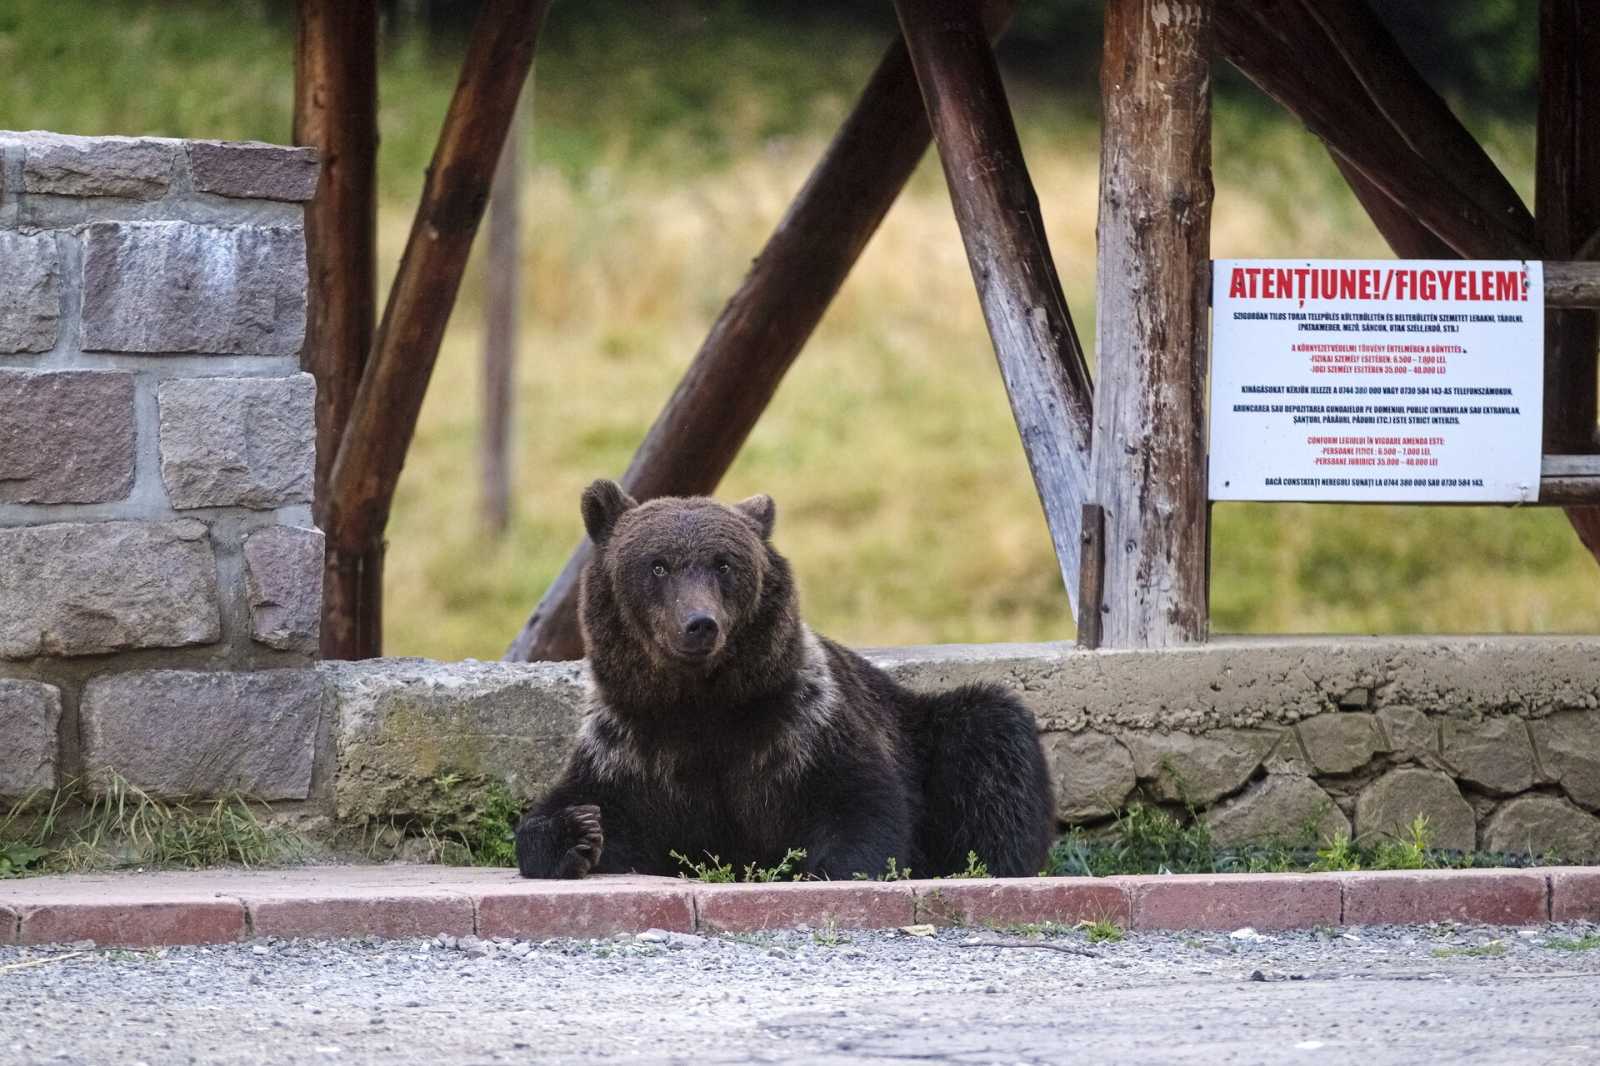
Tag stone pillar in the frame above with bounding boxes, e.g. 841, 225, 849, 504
0, 132, 325, 803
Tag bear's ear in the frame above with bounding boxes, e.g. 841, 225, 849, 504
581, 479, 638, 546
734, 494, 776, 540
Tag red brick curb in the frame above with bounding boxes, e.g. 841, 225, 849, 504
1, 866, 1593, 948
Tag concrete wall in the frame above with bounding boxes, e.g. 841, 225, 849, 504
0, 131, 324, 803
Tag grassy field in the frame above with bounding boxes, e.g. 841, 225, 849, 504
5, 2, 1595, 660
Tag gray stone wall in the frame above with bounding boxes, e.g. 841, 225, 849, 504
322, 638, 1600, 862
0, 131, 324, 804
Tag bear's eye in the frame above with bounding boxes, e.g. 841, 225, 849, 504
716, 560, 731, 575
651, 562, 668, 578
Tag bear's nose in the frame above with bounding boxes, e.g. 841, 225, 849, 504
683, 613, 719, 646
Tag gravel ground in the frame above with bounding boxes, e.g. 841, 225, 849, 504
3, 921, 1599, 1065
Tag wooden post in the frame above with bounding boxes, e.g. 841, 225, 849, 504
482, 86, 528, 536
293, 0, 380, 659
325, 0, 551, 658
1537, 0, 1600, 554
506, 2, 1018, 662
1076, 504, 1106, 650
1090, 0, 1213, 648
891, 0, 1095, 616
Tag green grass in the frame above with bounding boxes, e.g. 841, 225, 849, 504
5, 3, 1591, 661
0, 775, 306, 876
669, 846, 808, 883
1543, 934, 1600, 952
1432, 940, 1508, 959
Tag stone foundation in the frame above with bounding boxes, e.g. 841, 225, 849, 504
0, 131, 322, 803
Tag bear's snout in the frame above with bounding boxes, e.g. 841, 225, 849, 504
677, 609, 722, 658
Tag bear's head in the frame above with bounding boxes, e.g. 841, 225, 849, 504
577, 479, 803, 710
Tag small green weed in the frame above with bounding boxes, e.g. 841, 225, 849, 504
1311, 833, 1363, 872
1370, 816, 1434, 871
1432, 940, 1507, 959
1544, 934, 1600, 952
949, 851, 989, 879
811, 919, 848, 947
853, 857, 914, 882
670, 847, 808, 883
1078, 919, 1126, 944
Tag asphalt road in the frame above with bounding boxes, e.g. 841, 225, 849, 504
3, 922, 1599, 1065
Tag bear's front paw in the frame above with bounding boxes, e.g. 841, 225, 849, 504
516, 804, 604, 879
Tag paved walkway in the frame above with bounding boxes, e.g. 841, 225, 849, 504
1, 864, 1597, 946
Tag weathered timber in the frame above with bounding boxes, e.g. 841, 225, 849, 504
893, 0, 1095, 615
506, 2, 1017, 662
1076, 503, 1106, 651
1546, 262, 1600, 308
293, 0, 380, 659
1304, 0, 1533, 240
1216, 0, 1537, 260
1088, 0, 1213, 648
1332, 157, 1454, 260
1538, 0, 1600, 554
1537, 0, 1600, 454
482, 87, 527, 536
326, 0, 550, 620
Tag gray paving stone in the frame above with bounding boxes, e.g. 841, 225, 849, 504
0, 679, 61, 797
81, 221, 306, 356
16, 132, 176, 199
187, 141, 319, 202
158, 375, 315, 509
80, 670, 323, 800
0, 520, 220, 660
244, 525, 324, 653
0, 231, 62, 353
0, 370, 135, 504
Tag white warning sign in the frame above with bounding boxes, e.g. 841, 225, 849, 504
1209, 259, 1545, 503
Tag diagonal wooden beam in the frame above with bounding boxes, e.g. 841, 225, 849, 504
1302, 0, 1534, 241
891, 0, 1096, 617
506, 2, 1018, 662
325, 0, 551, 658
1215, 0, 1537, 259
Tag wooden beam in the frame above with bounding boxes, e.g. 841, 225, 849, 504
1089, 0, 1213, 648
506, 3, 1017, 662
1303, 0, 1534, 240
482, 86, 527, 536
325, 0, 550, 661
1075, 503, 1106, 650
1215, 0, 1537, 260
1331, 156, 1454, 260
892, 0, 1095, 617
1546, 262, 1600, 308
293, 0, 380, 659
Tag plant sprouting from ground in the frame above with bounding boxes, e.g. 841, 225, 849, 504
670, 847, 808, 883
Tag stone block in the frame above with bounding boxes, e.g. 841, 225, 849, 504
1338, 869, 1548, 926
1550, 868, 1600, 922
1204, 775, 1350, 848
158, 375, 314, 509
16, 133, 175, 199
81, 221, 306, 356
475, 878, 695, 939
1376, 705, 1436, 762
248, 889, 474, 941
1041, 730, 1134, 820
0, 370, 135, 504
1530, 711, 1600, 812
243, 525, 324, 652
1122, 873, 1341, 931
1295, 712, 1386, 774
0, 520, 220, 660
909, 877, 1130, 929
0, 231, 61, 353
1125, 728, 1280, 805
1480, 795, 1600, 862
1441, 717, 1535, 795
696, 881, 915, 933
1352, 767, 1476, 851
329, 659, 588, 822
187, 141, 319, 202
0, 680, 61, 797
80, 670, 323, 800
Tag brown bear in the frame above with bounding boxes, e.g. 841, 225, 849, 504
513, 479, 1055, 881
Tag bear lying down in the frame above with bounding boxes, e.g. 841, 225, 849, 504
514, 479, 1055, 881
